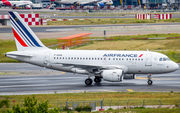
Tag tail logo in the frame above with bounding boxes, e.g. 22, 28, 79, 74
15, 18, 18, 21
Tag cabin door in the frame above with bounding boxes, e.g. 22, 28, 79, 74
44, 52, 50, 66
145, 53, 152, 66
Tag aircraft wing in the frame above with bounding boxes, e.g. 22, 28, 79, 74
53, 62, 128, 73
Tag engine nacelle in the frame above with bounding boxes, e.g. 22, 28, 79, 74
101, 69, 124, 82
124, 74, 136, 79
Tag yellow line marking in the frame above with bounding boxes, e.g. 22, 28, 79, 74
126, 89, 134, 92
136, 77, 160, 80
136, 77, 147, 79
62, 72, 66, 74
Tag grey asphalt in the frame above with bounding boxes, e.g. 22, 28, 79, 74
0, 63, 180, 95
1, 23, 180, 33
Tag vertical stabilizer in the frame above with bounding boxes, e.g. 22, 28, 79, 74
9, 11, 47, 51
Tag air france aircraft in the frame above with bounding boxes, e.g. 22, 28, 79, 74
6, 12, 179, 86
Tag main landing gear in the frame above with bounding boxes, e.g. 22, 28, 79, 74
85, 78, 93, 85
94, 77, 102, 83
85, 77, 102, 85
147, 74, 153, 85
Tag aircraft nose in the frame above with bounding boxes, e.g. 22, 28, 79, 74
175, 63, 179, 70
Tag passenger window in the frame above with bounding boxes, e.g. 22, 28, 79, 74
57, 57, 58, 59
86, 58, 88, 60
95, 58, 96, 60
129, 58, 131, 60
54, 57, 55, 59
89, 58, 91, 60
68, 57, 70, 59
135, 59, 137, 60
132, 58, 134, 60
119, 58, 121, 60
109, 58, 110, 60
116, 58, 118, 60
92, 58, 93, 60
83, 58, 85, 60
159, 58, 162, 61
101, 58, 102, 60
127, 58, 128, 60
63, 57, 64, 59
71, 57, 73, 59
74, 57, 76, 60
122, 58, 124, 60
77, 58, 79, 60
60, 57, 61, 59
141, 59, 143, 61
98, 58, 99, 60
138, 59, 140, 61
113, 58, 115, 60
80, 58, 82, 60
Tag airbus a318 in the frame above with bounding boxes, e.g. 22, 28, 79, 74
6, 12, 179, 86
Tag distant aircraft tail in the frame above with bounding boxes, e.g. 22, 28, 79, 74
9, 11, 47, 51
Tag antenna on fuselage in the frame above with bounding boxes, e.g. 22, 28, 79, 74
147, 49, 149, 51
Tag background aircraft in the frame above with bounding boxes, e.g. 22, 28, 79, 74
55, 0, 113, 6
6, 11, 179, 86
1, 0, 33, 8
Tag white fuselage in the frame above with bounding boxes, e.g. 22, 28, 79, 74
7, 49, 179, 75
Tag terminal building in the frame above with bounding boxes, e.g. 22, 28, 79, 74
0, 0, 180, 8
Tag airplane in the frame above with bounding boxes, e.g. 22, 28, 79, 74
6, 11, 179, 86
1, 0, 33, 8
55, 0, 113, 6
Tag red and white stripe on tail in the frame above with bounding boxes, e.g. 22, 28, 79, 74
9, 11, 47, 51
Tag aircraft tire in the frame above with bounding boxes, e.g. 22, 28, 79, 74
147, 80, 153, 85
94, 77, 101, 83
85, 79, 92, 85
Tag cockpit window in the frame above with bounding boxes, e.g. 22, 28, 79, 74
163, 58, 166, 61
159, 57, 171, 61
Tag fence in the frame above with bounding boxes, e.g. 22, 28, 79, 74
5, 99, 180, 111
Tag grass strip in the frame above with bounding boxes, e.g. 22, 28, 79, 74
47, 18, 180, 25
0, 92, 180, 108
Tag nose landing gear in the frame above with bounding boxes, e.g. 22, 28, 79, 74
147, 74, 153, 85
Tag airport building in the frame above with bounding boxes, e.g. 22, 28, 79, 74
0, 0, 179, 8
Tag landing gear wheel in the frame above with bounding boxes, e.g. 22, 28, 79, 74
94, 77, 102, 83
147, 80, 153, 85
85, 79, 93, 85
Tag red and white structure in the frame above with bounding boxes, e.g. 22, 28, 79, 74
135, 14, 151, 20
19, 14, 39, 25
0, 15, 11, 25
154, 14, 172, 20
0, 13, 40, 26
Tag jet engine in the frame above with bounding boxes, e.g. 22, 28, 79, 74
123, 74, 136, 79
101, 69, 124, 82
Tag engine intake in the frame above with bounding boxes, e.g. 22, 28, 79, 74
101, 69, 124, 82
